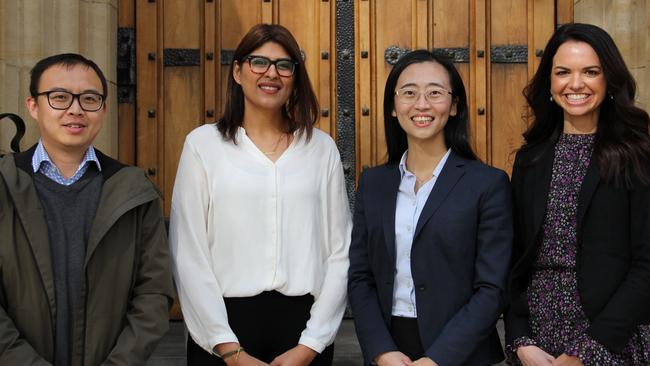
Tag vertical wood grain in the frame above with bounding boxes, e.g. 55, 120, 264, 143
472, 0, 489, 160
357, 0, 372, 172
162, 0, 203, 214
490, 0, 528, 172
118, 0, 135, 165
135, 0, 160, 187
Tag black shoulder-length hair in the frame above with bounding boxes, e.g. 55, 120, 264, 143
217, 24, 319, 143
522, 23, 650, 186
383, 49, 477, 164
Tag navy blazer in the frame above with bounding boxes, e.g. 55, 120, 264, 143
348, 151, 513, 366
505, 140, 650, 353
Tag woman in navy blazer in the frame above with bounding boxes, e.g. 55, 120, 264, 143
505, 24, 650, 366
348, 50, 513, 366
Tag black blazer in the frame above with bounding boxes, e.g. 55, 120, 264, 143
348, 152, 513, 366
505, 140, 650, 353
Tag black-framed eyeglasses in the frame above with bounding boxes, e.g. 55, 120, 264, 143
244, 55, 298, 77
35, 90, 105, 112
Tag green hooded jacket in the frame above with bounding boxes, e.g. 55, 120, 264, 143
0, 146, 173, 365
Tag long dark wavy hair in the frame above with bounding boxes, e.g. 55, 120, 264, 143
217, 24, 319, 143
383, 49, 477, 164
521, 23, 650, 186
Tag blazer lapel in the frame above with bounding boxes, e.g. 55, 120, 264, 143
531, 143, 555, 240
381, 166, 401, 266
576, 155, 600, 235
413, 152, 465, 240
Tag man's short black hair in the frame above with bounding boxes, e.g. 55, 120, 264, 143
29, 53, 108, 99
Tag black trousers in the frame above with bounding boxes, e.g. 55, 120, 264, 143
187, 291, 334, 365
390, 316, 425, 361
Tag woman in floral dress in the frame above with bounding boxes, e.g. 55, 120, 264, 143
505, 23, 650, 366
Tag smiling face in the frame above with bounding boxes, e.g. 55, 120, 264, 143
26, 63, 106, 157
551, 40, 606, 129
392, 61, 457, 147
233, 41, 295, 116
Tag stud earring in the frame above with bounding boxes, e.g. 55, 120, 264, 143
549, 95, 554, 102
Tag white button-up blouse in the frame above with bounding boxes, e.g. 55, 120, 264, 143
169, 124, 352, 355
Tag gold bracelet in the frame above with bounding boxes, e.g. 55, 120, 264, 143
233, 348, 242, 365
220, 347, 244, 361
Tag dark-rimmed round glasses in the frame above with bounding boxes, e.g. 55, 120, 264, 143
36, 90, 105, 112
244, 55, 298, 77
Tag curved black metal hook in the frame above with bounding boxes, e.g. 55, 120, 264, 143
0, 113, 26, 153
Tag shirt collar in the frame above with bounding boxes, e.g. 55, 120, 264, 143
398, 148, 452, 179
32, 139, 102, 173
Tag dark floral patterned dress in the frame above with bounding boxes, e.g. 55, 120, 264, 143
509, 133, 650, 365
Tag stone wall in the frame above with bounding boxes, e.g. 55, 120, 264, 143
575, 0, 649, 110
0, 0, 117, 156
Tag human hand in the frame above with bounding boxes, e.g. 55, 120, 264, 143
516, 345, 555, 366
214, 343, 268, 366
551, 354, 584, 366
269, 344, 317, 366
227, 352, 269, 366
375, 351, 413, 366
412, 356, 438, 366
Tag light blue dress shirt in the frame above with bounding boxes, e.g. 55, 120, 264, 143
32, 140, 101, 186
392, 148, 451, 317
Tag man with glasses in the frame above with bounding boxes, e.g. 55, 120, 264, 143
0, 53, 173, 365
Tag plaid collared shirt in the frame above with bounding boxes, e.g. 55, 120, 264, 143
32, 140, 102, 186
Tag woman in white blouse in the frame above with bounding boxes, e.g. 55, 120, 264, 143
169, 24, 352, 366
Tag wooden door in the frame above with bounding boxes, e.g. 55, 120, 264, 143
118, 0, 574, 213
120, 0, 335, 215
356, 0, 572, 174
118, 0, 573, 320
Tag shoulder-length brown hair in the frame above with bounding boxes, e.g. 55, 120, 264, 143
217, 23, 319, 143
